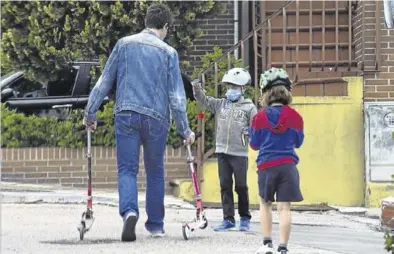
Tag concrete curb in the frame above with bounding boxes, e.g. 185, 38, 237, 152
1, 191, 118, 206
331, 206, 368, 215
0, 191, 195, 210
333, 206, 381, 220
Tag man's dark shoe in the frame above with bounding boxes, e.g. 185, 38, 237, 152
121, 213, 138, 242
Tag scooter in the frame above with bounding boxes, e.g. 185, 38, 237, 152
172, 132, 208, 240
75, 120, 105, 240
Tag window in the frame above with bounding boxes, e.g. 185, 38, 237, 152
384, 0, 394, 28
46, 67, 78, 96
10, 77, 42, 97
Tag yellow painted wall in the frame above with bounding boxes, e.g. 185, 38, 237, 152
366, 182, 394, 208
195, 77, 365, 207
177, 180, 195, 201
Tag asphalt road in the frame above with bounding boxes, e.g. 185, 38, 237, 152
0, 204, 386, 254
253, 223, 386, 254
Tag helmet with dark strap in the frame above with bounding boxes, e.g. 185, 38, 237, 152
221, 68, 252, 86
259, 67, 292, 94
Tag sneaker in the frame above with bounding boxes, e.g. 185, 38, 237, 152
149, 230, 166, 238
239, 217, 250, 231
277, 245, 289, 254
255, 242, 275, 254
214, 219, 236, 231
121, 213, 138, 242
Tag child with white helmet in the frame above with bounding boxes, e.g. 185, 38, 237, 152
249, 67, 304, 254
192, 67, 257, 232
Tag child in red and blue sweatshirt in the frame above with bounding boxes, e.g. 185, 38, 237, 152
250, 67, 304, 254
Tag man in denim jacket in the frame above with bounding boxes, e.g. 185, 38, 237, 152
83, 3, 195, 242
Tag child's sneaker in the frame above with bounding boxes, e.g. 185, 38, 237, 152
239, 217, 250, 231
213, 219, 235, 231
255, 242, 275, 254
277, 247, 288, 254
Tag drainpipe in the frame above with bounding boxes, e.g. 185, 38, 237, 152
234, 0, 239, 59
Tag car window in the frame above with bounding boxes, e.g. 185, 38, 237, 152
10, 77, 42, 96
46, 67, 78, 96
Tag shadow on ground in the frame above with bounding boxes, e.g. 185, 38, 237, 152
40, 238, 120, 245
39, 235, 212, 245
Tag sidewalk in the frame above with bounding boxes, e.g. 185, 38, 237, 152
1, 182, 380, 230
1, 181, 194, 209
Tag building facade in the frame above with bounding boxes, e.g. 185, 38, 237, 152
189, 0, 394, 208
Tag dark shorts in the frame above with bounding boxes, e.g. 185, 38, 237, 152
258, 164, 303, 203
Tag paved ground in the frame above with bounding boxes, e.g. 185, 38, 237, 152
1, 204, 387, 254
0, 182, 387, 253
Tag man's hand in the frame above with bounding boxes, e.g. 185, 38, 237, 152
185, 131, 195, 145
83, 118, 97, 132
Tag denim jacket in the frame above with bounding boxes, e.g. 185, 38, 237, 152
84, 29, 191, 138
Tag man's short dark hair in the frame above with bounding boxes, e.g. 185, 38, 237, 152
145, 3, 173, 29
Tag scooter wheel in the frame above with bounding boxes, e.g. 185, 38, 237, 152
182, 224, 190, 240
78, 222, 86, 240
199, 218, 208, 229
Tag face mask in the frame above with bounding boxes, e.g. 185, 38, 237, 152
225, 88, 242, 101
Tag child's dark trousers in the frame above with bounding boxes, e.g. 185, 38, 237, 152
217, 153, 251, 223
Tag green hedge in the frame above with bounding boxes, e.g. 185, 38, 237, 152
1, 100, 209, 148
1, 1, 224, 83
1, 47, 258, 149
1, 102, 115, 148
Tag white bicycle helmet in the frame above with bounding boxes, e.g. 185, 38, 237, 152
260, 67, 292, 93
221, 68, 251, 86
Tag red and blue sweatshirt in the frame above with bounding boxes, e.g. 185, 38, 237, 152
249, 105, 304, 170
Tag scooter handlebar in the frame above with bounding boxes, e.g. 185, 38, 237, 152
74, 119, 106, 131
172, 131, 202, 150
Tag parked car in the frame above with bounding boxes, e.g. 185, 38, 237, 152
1, 62, 109, 119
1, 61, 195, 120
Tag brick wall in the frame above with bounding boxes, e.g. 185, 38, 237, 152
353, 0, 364, 69
1, 146, 193, 192
354, 0, 394, 101
185, 1, 235, 74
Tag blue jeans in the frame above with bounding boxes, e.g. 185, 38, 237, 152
115, 111, 168, 232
